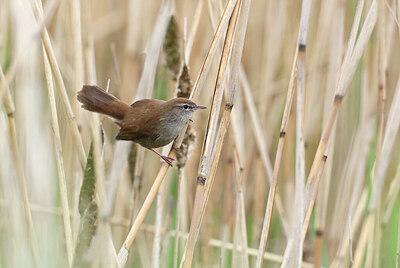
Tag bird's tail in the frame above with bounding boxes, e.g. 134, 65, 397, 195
77, 85, 130, 120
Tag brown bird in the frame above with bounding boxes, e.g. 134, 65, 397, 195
77, 85, 206, 166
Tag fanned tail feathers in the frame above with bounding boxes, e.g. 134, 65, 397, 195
77, 85, 129, 120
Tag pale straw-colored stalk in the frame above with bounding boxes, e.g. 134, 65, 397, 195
232, 193, 241, 268
240, 68, 289, 236
256, 0, 312, 265
330, 47, 376, 266
42, 50, 73, 266
180, 0, 247, 265
220, 160, 233, 268
84, 26, 117, 266
302, 0, 377, 242
151, 179, 165, 268
354, 73, 400, 268
0, 0, 58, 104
173, 170, 183, 268
208, 239, 314, 268
281, 1, 310, 264
233, 150, 249, 268
184, 0, 204, 64
1, 66, 40, 268
71, 0, 84, 117
313, 2, 345, 264
32, 0, 87, 170
367, 0, 388, 264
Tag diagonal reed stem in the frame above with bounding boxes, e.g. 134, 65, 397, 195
180, 0, 248, 265
256, 0, 312, 265
32, 0, 87, 170
116, 1, 238, 266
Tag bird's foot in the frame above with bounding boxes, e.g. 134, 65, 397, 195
160, 155, 174, 167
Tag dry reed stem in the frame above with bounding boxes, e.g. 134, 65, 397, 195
220, 160, 233, 268
256, 0, 312, 264
173, 171, 183, 268
0, 200, 62, 215
84, 28, 117, 264
330, 90, 376, 267
152, 153, 171, 268
368, 3, 395, 213
189, 0, 238, 100
240, 68, 289, 236
0, 0, 58, 104
185, 0, 204, 64
117, 161, 173, 267
135, 0, 172, 100
282, 0, 310, 262
329, 123, 370, 246
232, 193, 240, 268
369, 0, 388, 263
354, 74, 400, 267
117, 0, 238, 264
233, 150, 249, 268
305, 0, 365, 189
331, 190, 367, 267
115, 222, 315, 267
1, 66, 40, 267
208, 239, 314, 267
152, 181, 165, 268
353, 214, 373, 266
181, 0, 243, 266
313, 140, 335, 268
304, 0, 336, 136
198, 0, 236, 166
71, 0, 84, 118
302, 154, 327, 243
256, 28, 300, 268
313, 2, 345, 263
302, 0, 377, 241
32, 0, 87, 170
43, 49, 74, 266
84, 34, 107, 206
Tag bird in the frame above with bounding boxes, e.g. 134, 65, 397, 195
77, 85, 206, 166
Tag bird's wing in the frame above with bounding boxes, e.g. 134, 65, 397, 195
115, 112, 160, 145
130, 99, 164, 108
115, 126, 151, 141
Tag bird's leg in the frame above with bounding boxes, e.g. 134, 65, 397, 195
149, 148, 174, 166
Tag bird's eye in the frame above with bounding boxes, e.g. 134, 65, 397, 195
183, 104, 189, 109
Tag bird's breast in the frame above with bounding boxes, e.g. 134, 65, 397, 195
157, 115, 187, 141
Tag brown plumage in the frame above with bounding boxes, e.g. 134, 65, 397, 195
77, 85, 206, 166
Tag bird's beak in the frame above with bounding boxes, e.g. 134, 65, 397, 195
195, 105, 207, 110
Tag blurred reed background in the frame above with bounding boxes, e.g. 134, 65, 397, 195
0, 0, 400, 267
